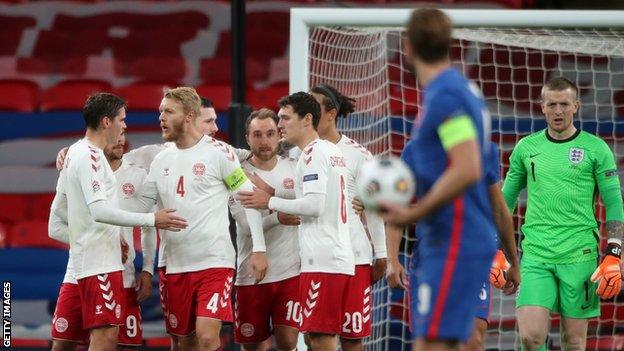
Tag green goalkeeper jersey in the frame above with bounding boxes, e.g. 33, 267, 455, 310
502, 129, 622, 264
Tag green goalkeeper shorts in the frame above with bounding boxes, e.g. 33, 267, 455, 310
516, 258, 600, 318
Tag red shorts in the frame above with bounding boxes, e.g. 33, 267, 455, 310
51, 283, 89, 343
77, 271, 125, 330
299, 272, 350, 335
165, 268, 235, 336
118, 288, 142, 346
341, 265, 373, 339
157, 267, 170, 332
234, 276, 300, 344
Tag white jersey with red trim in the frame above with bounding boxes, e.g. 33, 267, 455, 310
115, 161, 149, 288
125, 141, 249, 269
62, 161, 150, 286
60, 139, 122, 279
123, 143, 172, 171
297, 139, 354, 275
230, 156, 300, 286
336, 135, 375, 265
142, 136, 241, 274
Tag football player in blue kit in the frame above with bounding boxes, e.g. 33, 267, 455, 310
381, 8, 498, 351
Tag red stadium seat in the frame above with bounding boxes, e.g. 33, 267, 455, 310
9, 220, 68, 249
41, 79, 113, 111
0, 194, 29, 223
200, 58, 268, 85
57, 56, 89, 75
216, 29, 288, 63
0, 222, 10, 248
248, 84, 289, 110
117, 82, 172, 111
16, 57, 50, 75
125, 57, 187, 82
28, 193, 55, 221
196, 84, 231, 112
199, 57, 232, 85
0, 80, 39, 112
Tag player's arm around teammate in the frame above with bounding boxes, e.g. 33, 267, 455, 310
239, 93, 356, 351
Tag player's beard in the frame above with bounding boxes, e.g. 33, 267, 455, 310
252, 145, 277, 162
163, 120, 185, 142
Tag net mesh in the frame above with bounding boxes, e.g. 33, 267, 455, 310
308, 25, 624, 351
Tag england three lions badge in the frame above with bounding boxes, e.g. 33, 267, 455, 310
569, 147, 584, 164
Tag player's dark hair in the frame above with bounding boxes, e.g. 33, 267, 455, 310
278, 92, 321, 130
245, 108, 278, 134
406, 8, 452, 63
310, 84, 356, 122
542, 77, 579, 100
200, 96, 213, 108
82, 92, 126, 130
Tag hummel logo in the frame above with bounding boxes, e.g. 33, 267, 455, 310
529, 153, 540, 158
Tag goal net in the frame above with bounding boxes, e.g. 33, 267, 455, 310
292, 8, 624, 351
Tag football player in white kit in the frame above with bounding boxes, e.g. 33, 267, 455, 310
309, 84, 387, 351
229, 108, 301, 351
48, 93, 187, 351
238, 92, 355, 351
138, 87, 268, 351
53, 96, 221, 351
49, 133, 157, 350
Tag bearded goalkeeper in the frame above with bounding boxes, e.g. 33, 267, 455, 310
503, 76, 623, 351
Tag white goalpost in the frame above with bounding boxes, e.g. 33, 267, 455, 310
289, 8, 624, 351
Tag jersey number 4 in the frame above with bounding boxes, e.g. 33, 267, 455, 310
176, 176, 185, 197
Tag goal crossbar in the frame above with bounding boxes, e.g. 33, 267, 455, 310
289, 8, 624, 93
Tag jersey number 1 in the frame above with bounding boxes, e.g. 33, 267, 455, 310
340, 175, 347, 224
176, 176, 185, 197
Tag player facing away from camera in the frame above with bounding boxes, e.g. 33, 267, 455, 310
309, 84, 387, 351
461, 140, 521, 351
237, 92, 355, 351
49, 134, 158, 351
229, 108, 302, 351
503, 77, 624, 351
380, 9, 497, 351
385, 139, 520, 351
49, 93, 187, 351
139, 87, 268, 351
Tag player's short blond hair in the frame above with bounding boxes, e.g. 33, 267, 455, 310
164, 87, 201, 118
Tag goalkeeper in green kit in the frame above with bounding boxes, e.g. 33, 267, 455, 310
503, 77, 623, 351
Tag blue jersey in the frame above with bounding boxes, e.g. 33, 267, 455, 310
404, 68, 496, 258
485, 141, 501, 186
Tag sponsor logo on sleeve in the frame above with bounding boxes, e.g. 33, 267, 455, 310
303, 174, 318, 182
605, 169, 618, 177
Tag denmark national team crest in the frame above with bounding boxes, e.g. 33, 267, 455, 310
122, 183, 135, 197
283, 178, 294, 189
54, 317, 69, 333
193, 163, 206, 176
240, 323, 255, 337
569, 147, 584, 164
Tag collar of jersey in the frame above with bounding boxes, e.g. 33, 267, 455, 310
545, 128, 581, 144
